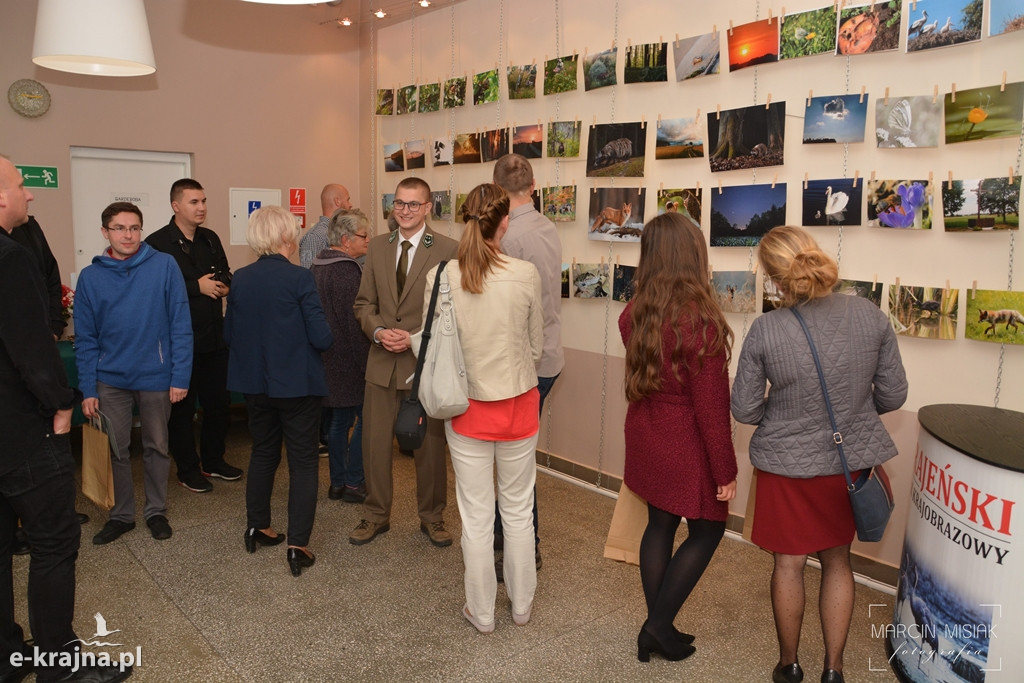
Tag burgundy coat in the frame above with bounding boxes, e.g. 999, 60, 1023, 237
619, 302, 738, 521
312, 248, 369, 408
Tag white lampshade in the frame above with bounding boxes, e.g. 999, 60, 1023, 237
32, 0, 156, 77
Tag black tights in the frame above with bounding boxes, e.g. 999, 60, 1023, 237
639, 503, 725, 639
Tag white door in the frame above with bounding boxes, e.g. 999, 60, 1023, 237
70, 147, 191, 277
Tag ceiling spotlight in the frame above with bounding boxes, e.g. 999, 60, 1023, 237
339, 17, 352, 26
418, 0, 431, 7
374, 8, 387, 18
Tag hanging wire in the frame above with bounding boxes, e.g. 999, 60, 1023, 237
409, 13, 416, 141
445, 3, 457, 238
496, 0, 504, 128
369, 22, 378, 235
994, 116, 1024, 406
552, 0, 560, 186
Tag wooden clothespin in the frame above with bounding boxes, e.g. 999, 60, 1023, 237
859, 86, 866, 104
1001, 72, 1007, 92
951, 83, 957, 103
771, 174, 778, 189
627, 38, 632, 48
895, 277, 901, 289
718, 180, 723, 195
781, 7, 786, 23
696, 181, 701, 191
615, 255, 620, 266
947, 171, 954, 189
600, 255, 605, 265
572, 257, 577, 268
945, 279, 950, 291
911, 0, 916, 10
728, 20, 734, 36
641, 116, 646, 127
659, 181, 664, 191
1010, 167, 1015, 184
765, 93, 772, 109
852, 171, 859, 188
873, 273, 877, 288
971, 281, 977, 300
712, 25, 718, 40
928, 171, 933, 185
768, 8, 774, 23
657, 114, 662, 127
716, 104, 721, 120
804, 173, 809, 189
696, 108, 701, 121
884, 87, 889, 105
675, 33, 680, 48
807, 89, 813, 107
870, 170, 876, 183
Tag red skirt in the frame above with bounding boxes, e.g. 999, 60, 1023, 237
751, 469, 857, 555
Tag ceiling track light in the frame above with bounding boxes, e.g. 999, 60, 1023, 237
418, 0, 431, 7
374, 8, 387, 18
339, 17, 353, 26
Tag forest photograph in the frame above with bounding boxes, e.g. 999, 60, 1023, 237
418, 83, 440, 113
443, 77, 466, 108
942, 176, 1020, 231
453, 132, 481, 164
709, 183, 787, 246
507, 64, 537, 99
542, 185, 577, 222
481, 128, 509, 163
547, 120, 581, 157
624, 42, 667, 83
396, 85, 417, 115
583, 49, 617, 90
375, 88, 394, 115
473, 69, 499, 105
706, 102, 785, 172
544, 54, 578, 95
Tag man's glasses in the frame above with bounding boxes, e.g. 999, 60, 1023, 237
393, 200, 426, 211
103, 226, 142, 234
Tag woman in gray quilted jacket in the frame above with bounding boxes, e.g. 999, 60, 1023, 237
731, 226, 907, 683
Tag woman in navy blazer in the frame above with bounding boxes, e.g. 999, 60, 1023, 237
225, 205, 333, 576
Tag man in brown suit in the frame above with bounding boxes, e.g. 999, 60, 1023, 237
350, 177, 458, 547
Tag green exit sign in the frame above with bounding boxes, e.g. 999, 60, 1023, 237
16, 165, 59, 188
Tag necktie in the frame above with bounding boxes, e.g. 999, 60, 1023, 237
396, 240, 412, 295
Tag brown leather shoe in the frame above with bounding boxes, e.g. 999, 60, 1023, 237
420, 520, 452, 547
349, 519, 389, 545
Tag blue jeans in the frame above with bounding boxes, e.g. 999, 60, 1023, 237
494, 374, 559, 547
0, 434, 80, 680
327, 405, 363, 488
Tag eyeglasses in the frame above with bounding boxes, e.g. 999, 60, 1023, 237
353, 233, 369, 240
392, 200, 426, 211
103, 226, 142, 234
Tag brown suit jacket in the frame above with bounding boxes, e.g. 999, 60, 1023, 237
354, 225, 459, 390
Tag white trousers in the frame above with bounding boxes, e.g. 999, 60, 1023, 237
445, 423, 538, 626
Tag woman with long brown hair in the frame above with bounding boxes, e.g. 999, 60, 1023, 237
423, 183, 543, 633
618, 212, 738, 662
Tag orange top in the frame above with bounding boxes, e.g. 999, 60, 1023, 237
451, 387, 540, 441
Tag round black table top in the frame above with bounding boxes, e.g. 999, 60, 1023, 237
918, 404, 1024, 473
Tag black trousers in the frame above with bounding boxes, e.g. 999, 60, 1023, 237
168, 347, 231, 478
244, 394, 320, 548
0, 434, 80, 680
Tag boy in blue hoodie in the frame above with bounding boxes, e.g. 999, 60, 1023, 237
75, 202, 193, 545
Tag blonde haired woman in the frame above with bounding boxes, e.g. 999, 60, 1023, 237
225, 205, 333, 577
732, 226, 907, 683
423, 183, 542, 633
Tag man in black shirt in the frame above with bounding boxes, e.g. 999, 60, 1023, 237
146, 179, 242, 492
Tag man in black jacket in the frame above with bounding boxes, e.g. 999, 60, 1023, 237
145, 179, 242, 493
0, 154, 129, 682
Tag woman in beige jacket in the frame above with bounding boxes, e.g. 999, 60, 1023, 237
423, 183, 543, 634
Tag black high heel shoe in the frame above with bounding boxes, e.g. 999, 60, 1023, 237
244, 527, 284, 553
287, 547, 315, 577
637, 624, 696, 662
672, 625, 696, 645
773, 661, 804, 683
820, 669, 844, 683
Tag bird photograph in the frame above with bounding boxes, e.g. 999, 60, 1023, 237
801, 178, 862, 226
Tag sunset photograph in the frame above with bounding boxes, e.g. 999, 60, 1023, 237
728, 18, 780, 71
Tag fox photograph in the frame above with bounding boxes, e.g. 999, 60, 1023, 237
965, 288, 1024, 345
888, 284, 959, 340
588, 187, 646, 242
586, 121, 647, 178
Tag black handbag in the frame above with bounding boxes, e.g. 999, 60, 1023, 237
393, 261, 447, 451
792, 308, 895, 543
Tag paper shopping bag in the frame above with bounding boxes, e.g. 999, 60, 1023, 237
603, 482, 647, 566
81, 414, 116, 510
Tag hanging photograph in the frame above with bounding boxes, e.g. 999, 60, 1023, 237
875, 95, 943, 148
544, 54, 578, 95
472, 69, 499, 105
586, 121, 647, 178
624, 42, 668, 83
709, 183, 787, 247
481, 128, 509, 163
572, 262, 610, 298
613, 265, 638, 303
888, 284, 958, 340
453, 133, 481, 164
507, 64, 537, 99
803, 94, 869, 144
542, 185, 577, 222
836, 1, 903, 55
965, 289, 1024, 344
989, 0, 1024, 36
383, 143, 404, 172
780, 5, 838, 59
443, 77, 467, 108
712, 271, 757, 313
403, 140, 426, 170
429, 191, 452, 221
375, 89, 394, 115
835, 279, 884, 307
802, 178, 863, 227
944, 82, 1024, 144
588, 187, 647, 242
657, 188, 702, 225
672, 32, 721, 80
396, 85, 417, 115
512, 124, 544, 159
942, 176, 1021, 231
432, 137, 453, 166
762, 274, 783, 311
707, 102, 785, 172
583, 49, 617, 90
906, 0, 983, 51
547, 120, 582, 157
418, 83, 440, 113
655, 117, 704, 159
381, 193, 395, 220
867, 179, 932, 229
454, 193, 469, 223
561, 263, 571, 298
727, 18, 780, 71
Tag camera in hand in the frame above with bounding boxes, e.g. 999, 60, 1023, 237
210, 266, 231, 285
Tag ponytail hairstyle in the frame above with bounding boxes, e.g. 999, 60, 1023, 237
625, 212, 733, 402
757, 225, 839, 308
457, 183, 510, 294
